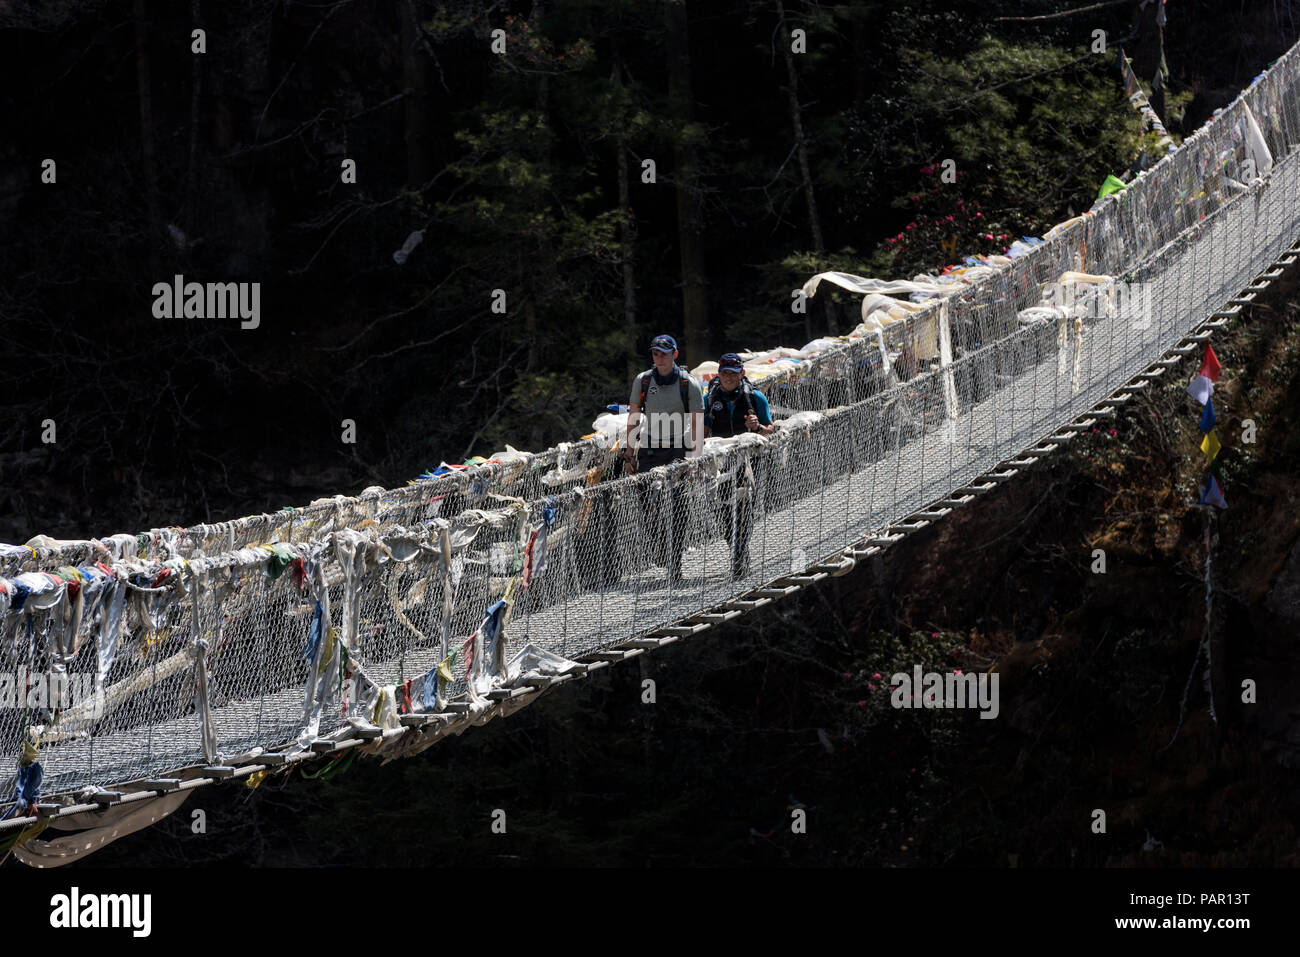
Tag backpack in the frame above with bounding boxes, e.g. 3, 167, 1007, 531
638, 366, 694, 412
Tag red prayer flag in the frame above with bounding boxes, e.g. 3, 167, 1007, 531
1200, 344, 1221, 382
522, 527, 538, 587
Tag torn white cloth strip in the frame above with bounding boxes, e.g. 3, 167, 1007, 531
14, 790, 192, 867
874, 327, 892, 376
189, 567, 219, 763
467, 601, 510, 700
1243, 102, 1274, 178
1057, 314, 1070, 377
1071, 318, 1084, 394
0, 543, 34, 560
129, 587, 162, 637
99, 533, 140, 560
505, 642, 582, 683
334, 529, 370, 654
298, 542, 338, 745
437, 524, 454, 712
193, 637, 218, 763
1018, 306, 1067, 326
485, 599, 509, 682
356, 683, 400, 732
65, 567, 114, 661
95, 578, 127, 693
802, 271, 953, 301
524, 504, 557, 588
52, 581, 82, 669
14, 572, 65, 609
938, 299, 959, 422
22, 535, 103, 557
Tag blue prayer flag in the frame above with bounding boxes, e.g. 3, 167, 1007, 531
1199, 397, 1216, 434
1199, 475, 1228, 510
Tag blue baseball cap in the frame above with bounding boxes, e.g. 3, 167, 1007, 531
718, 353, 744, 372
650, 334, 678, 353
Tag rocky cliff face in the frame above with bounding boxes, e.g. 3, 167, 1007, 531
833, 267, 1300, 866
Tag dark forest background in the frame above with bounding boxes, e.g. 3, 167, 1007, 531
3, 0, 1291, 539
3, 0, 1300, 868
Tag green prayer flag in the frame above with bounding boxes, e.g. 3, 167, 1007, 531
1098, 174, 1127, 200
266, 543, 296, 579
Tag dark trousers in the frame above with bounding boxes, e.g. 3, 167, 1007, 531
720, 477, 754, 575
637, 447, 688, 579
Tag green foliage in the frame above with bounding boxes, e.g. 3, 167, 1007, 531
842, 37, 1145, 279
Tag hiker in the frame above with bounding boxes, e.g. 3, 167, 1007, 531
704, 353, 775, 439
624, 334, 704, 582
704, 353, 774, 578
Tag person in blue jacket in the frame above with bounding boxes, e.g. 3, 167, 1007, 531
703, 353, 774, 439
704, 353, 774, 578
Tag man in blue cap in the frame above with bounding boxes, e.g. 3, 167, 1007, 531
704, 353, 774, 579
624, 334, 704, 583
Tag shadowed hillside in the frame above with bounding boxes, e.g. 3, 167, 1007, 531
76, 270, 1300, 868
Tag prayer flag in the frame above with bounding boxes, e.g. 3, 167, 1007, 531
522, 527, 538, 587
1200, 429, 1221, 462
1200, 475, 1228, 509
1200, 344, 1221, 382
480, 599, 509, 677
1098, 174, 1127, 199
422, 660, 452, 710
479, 600, 507, 648
1186, 373, 1214, 406
1199, 397, 1216, 434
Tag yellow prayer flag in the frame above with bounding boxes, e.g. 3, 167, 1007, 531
1201, 429, 1221, 462
319, 625, 339, 671
436, 657, 454, 683
245, 769, 270, 790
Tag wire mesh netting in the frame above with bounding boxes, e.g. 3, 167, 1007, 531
4, 44, 1300, 803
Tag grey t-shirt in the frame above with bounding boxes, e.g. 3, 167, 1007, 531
629, 367, 704, 450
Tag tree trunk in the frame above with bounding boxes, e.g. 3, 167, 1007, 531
524, 293, 543, 449
184, 0, 203, 242
664, 0, 709, 366
401, 0, 434, 186
776, 0, 829, 338
612, 57, 637, 332
524, 0, 551, 378
133, 0, 162, 275
852, 12, 868, 113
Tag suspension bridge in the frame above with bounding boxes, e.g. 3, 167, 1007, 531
4, 40, 1300, 866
